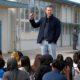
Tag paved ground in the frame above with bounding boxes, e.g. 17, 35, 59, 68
3, 46, 80, 65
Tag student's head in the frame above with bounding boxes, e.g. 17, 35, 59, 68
11, 51, 19, 62
52, 59, 65, 71
21, 56, 30, 67
57, 54, 63, 61
65, 57, 73, 68
0, 58, 5, 69
73, 52, 79, 64
33, 54, 42, 66
7, 58, 18, 71
45, 5, 53, 18
21, 56, 31, 73
40, 54, 53, 66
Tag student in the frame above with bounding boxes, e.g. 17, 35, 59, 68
74, 60, 80, 80
3, 58, 30, 80
42, 59, 67, 80
34, 54, 53, 80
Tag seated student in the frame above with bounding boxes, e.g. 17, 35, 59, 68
0, 58, 5, 80
65, 57, 73, 80
34, 54, 53, 80
42, 59, 67, 80
56, 54, 64, 61
19, 56, 31, 73
3, 58, 30, 80
73, 52, 80, 79
74, 60, 80, 80
10, 51, 22, 66
32, 54, 42, 73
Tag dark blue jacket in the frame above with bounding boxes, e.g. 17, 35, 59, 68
42, 71, 67, 80
30, 15, 61, 44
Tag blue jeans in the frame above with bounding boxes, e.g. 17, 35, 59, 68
41, 40, 56, 59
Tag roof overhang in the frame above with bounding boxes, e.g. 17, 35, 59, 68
54, 0, 80, 7
41, 0, 80, 7
0, 0, 28, 8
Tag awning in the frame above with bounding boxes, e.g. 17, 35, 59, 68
41, 0, 80, 7
0, 0, 28, 8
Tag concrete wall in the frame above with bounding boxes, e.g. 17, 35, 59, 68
0, 8, 17, 53
0, 9, 10, 53
9, 8, 17, 51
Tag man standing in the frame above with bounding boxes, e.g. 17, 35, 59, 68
72, 26, 78, 50
29, 5, 61, 59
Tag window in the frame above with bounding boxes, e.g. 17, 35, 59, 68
40, 8, 44, 17
25, 8, 29, 19
21, 22, 24, 32
35, 7, 39, 20
20, 8, 24, 19
25, 22, 30, 32
16, 0, 30, 4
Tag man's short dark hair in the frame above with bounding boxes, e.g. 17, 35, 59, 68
45, 5, 53, 9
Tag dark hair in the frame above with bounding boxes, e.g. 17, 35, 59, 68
52, 59, 65, 71
45, 5, 53, 9
73, 52, 79, 64
21, 56, 31, 73
17, 51, 23, 60
65, 57, 73, 80
33, 54, 42, 66
65, 57, 73, 68
77, 51, 80, 59
0, 58, 5, 69
77, 60, 80, 70
57, 54, 63, 61
7, 58, 18, 71
40, 54, 53, 66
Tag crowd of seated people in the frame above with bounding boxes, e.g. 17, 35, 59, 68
0, 50, 80, 80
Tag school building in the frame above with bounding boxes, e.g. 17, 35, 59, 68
0, 0, 80, 53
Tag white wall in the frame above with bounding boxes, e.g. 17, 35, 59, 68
0, 8, 17, 53
0, 9, 10, 53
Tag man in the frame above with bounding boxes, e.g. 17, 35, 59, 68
29, 5, 61, 59
72, 26, 78, 50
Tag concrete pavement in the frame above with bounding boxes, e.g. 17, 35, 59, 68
3, 46, 80, 65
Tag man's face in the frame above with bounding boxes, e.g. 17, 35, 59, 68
45, 7, 53, 17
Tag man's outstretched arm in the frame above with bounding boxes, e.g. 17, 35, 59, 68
29, 13, 41, 28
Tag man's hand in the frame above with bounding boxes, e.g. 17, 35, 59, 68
29, 12, 35, 20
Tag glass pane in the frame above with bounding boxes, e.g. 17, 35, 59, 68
25, 7, 29, 19
20, 8, 24, 19
35, 7, 39, 20
21, 22, 24, 32
16, 0, 30, 4
25, 22, 30, 32
40, 8, 44, 17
